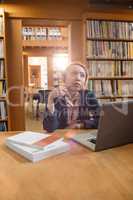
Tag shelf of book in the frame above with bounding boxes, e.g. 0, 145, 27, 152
0, 11, 9, 131
87, 58, 133, 61
0, 97, 6, 101
85, 18, 133, 102
89, 77, 133, 80
87, 38, 133, 42
0, 78, 6, 81
0, 118, 8, 122
97, 96, 133, 99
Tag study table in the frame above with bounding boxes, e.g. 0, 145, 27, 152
0, 130, 133, 200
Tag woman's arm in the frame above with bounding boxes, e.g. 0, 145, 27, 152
43, 107, 61, 133
43, 91, 68, 132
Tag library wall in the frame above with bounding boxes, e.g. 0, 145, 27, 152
2, 2, 133, 130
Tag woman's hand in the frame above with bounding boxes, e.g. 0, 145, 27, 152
47, 87, 67, 113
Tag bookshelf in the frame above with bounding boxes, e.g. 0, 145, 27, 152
85, 18, 133, 102
0, 10, 9, 131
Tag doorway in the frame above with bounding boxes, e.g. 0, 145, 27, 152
22, 20, 69, 132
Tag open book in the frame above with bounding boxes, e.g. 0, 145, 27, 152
5, 131, 69, 162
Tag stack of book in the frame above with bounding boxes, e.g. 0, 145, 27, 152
5, 131, 69, 162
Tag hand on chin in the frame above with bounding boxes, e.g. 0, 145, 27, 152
70, 85, 81, 91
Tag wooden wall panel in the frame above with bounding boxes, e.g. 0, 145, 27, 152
23, 55, 28, 88
0, 1, 86, 19
6, 19, 25, 131
69, 21, 84, 63
47, 56, 53, 89
1, 1, 133, 20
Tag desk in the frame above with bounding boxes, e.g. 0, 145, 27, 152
0, 130, 133, 200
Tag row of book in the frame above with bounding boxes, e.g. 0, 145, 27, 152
0, 16, 3, 36
0, 40, 4, 58
0, 121, 7, 131
86, 20, 133, 39
98, 98, 129, 104
22, 27, 63, 40
88, 80, 133, 96
87, 61, 133, 77
0, 81, 6, 96
0, 60, 4, 78
87, 41, 133, 59
0, 101, 7, 120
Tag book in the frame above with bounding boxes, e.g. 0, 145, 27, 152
5, 131, 69, 162
7, 132, 63, 150
0, 121, 7, 131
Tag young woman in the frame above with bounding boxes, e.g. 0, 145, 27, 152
43, 63, 100, 132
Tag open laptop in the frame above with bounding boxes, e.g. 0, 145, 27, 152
72, 101, 133, 151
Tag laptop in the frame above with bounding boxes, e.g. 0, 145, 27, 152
72, 101, 133, 151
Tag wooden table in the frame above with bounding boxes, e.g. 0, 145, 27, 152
0, 130, 133, 200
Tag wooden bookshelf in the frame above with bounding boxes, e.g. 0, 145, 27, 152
86, 58, 133, 61
89, 77, 133, 80
97, 96, 133, 99
87, 38, 133, 42
0, 11, 9, 131
0, 97, 7, 101
0, 117, 8, 122
85, 17, 133, 102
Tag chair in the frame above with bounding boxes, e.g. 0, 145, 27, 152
36, 90, 51, 119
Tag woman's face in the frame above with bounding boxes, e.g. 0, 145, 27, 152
65, 64, 86, 91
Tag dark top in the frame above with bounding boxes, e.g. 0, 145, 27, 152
43, 90, 100, 133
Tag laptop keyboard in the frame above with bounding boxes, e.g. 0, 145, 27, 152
86, 130, 97, 144
88, 138, 96, 144
72, 130, 98, 147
